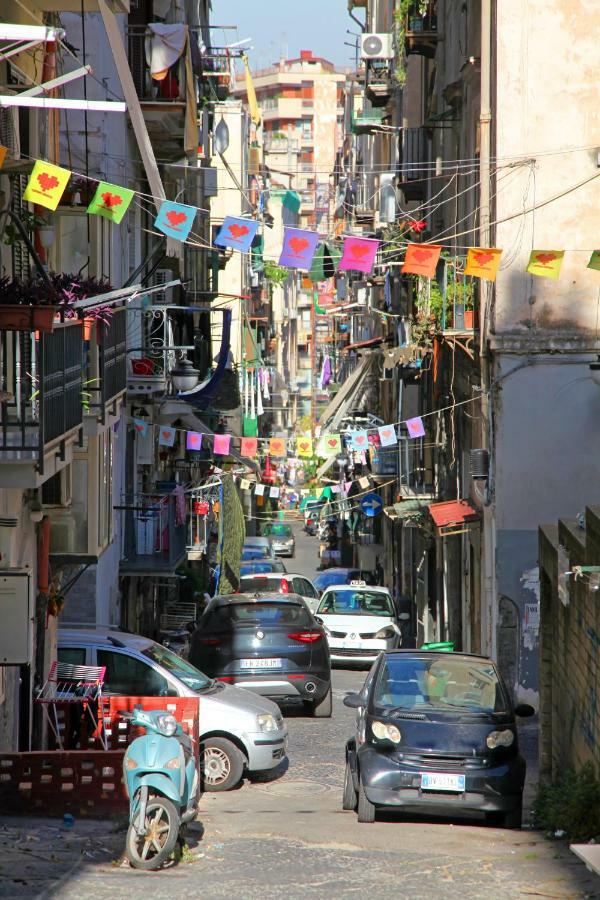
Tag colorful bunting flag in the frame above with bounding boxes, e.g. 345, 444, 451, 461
402, 244, 442, 278
526, 250, 565, 281
158, 426, 176, 447
240, 436, 258, 457
378, 425, 397, 447
344, 480, 353, 493
186, 431, 203, 450
331, 484, 341, 494
350, 429, 369, 451
214, 215, 259, 252
254, 484, 265, 496
23, 160, 71, 211
269, 437, 286, 457
0, 146, 7, 169
464, 247, 503, 282
358, 477, 371, 490
87, 180, 134, 224
339, 236, 380, 274
279, 226, 320, 270
587, 250, 600, 272
309, 241, 341, 281
282, 190, 301, 213
239, 478, 250, 490
132, 418, 149, 438
406, 416, 426, 439
318, 433, 342, 456
154, 200, 196, 242
296, 436, 313, 458
270, 486, 280, 499
213, 433, 231, 455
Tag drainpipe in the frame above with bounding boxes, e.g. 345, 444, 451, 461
348, 3, 365, 33
479, 0, 496, 658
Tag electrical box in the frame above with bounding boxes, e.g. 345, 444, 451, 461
0, 571, 33, 665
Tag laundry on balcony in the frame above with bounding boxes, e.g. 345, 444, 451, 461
177, 308, 232, 411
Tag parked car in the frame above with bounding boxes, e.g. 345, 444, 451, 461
240, 560, 288, 576
58, 628, 288, 793
243, 536, 274, 558
343, 650, 534, 825
313, 568, 369, 594
239, 573, 320, 612
316, 583, 401, 664
189, 593, 332, 717
264, 524, 295, 557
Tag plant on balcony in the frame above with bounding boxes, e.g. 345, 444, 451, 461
0, 273, 113, 333
1, 210, 47, 246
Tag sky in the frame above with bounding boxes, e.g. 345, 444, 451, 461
209, 0, 355, 71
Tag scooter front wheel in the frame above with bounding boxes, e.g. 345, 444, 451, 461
126, 795, 180, 870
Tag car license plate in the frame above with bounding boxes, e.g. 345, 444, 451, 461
240, 658, 282, 669
421, 772, 465, 792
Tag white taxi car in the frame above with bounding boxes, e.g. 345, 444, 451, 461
315, 582, 401, 664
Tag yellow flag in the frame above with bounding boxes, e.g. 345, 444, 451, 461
296, 436, 313, 458
243, 55, 261, 126
526, 250, 565, 281
465, 247, 502, 282
23, 160, 71, 211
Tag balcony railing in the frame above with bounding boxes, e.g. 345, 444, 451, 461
120, 489, 188, 575
397, 436, 436, 496
100, 307, 127, 407
404, 2, 439, 58
398, 127, 429, 201
0, 321, 83, 471
365, 61, 393, 108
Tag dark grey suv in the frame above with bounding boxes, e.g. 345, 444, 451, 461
189, 593, 332, 717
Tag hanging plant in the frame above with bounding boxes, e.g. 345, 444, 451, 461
263, 261, 289, 286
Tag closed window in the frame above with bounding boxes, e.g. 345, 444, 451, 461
58, 647, 87, 666
97, 650, 169, 696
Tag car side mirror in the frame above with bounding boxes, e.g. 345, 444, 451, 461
315, 616, 323, 624
343, 692, 363, 709
514, 702, 535, 718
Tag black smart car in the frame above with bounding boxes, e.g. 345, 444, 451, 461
343, 650, 534, 825
189, 592, 332, 717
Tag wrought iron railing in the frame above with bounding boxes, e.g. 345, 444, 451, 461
100, 307, 127, 407
398, 127, 429, 183
120, 488, 188, 574
0, 321, 83, 469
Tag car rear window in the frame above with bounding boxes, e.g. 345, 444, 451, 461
242, 547, 270, 560
240, 575, 284, 592
240, 561, 286, 575
209, 602, 313, 628
373, 656, 507, 713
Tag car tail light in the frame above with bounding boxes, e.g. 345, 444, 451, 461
198, 637, 221, 646
288, 632, 322, 643
280, 578, 289, 594
217, 676, 234, 682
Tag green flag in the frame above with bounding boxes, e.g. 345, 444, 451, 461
87, 180, 134, 224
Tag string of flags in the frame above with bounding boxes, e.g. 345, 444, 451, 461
12, 156, 600, 282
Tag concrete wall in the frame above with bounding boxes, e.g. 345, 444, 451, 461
539, 512, 600, 781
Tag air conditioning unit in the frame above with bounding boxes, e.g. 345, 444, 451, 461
361, 33, 394, 60
152, 269, 175, 305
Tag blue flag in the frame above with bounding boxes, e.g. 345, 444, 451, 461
214, 216, 259, 252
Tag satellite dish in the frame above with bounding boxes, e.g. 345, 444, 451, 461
214, 117, 230, 154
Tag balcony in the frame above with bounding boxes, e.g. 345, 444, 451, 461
353, 107, 386, 135
397, 436, 436, 498
120, 489, 188, 576
263, 135, 299, 154
42, 0, 128, 9
84, 307, 127, 426
0, 321, 84, 487
398, 127, 429, 201
365, 61, 393, 108
404, 2, 439, 58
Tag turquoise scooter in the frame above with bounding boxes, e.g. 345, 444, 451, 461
122, 707, 199, 869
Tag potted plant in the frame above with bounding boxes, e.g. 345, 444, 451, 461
0, 273, 112, 333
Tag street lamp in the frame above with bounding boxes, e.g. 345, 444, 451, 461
170, 357, 200, 393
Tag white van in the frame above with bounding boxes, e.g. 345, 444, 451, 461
58, 627, 288, 792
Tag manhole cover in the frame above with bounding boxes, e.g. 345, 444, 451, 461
259, 779, 331, 796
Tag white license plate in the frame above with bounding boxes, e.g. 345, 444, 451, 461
421, 772, 465, 792
240, 658, 282, 669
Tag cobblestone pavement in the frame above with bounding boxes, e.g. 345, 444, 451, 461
0, 529, 597, 899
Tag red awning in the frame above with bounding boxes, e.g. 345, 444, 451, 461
428, 499, 480, 535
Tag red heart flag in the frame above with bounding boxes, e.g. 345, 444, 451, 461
289, 237, 309, 255
339, 237, 380, 274
37, 172, 59, 192
167, 210, 188, 226
402, 244, 442, 278
228, 223, 249, 239
101, 192, 122, 208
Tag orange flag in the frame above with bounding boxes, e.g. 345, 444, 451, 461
269, 437, 286, 457
0, 146, 7, 169
23, 160, 71, 211
402, 244, 442, 278
465, 247, 503, 281
240, 436, 258, 457
526, 250, 564, 281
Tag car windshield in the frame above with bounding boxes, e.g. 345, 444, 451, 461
317, 589, 394, 617
142, 644, 212, 692
209, 602, 313, 628
373, 655, 507, 713
271, 526, 292, 537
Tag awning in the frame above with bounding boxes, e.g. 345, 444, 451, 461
384, 499, 427, 521
428, 499, 480, 536
318, 353, 374, 432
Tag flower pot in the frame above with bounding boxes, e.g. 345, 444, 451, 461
0, 305, 58, 333
464, 309, 474, 329
83, 318, 94, 341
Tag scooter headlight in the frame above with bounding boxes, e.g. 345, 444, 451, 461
165, 756, 181, 769
125, 755, 137, 770
156, 714, 178, 736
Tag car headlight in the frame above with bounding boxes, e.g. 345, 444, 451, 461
156, 714, 178, 736
257, 713, 279, 732
486, 729, 514, 749
371, 720, 401, 744
375, 626, 396, 640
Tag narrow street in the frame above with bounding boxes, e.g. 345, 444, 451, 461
0, 527, 596, 900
